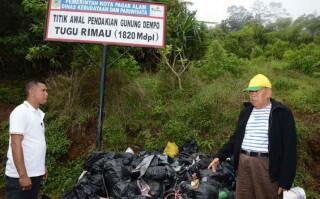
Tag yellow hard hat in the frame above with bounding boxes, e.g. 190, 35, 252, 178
244, 74, 272, 91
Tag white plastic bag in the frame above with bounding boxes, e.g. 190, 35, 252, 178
283, 187, 306, 199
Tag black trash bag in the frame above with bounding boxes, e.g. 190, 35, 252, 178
123, 197, 147, 199
122, 152, 135, 165
63, 190, 87, 199
210, 161, 235, 189
103, 159, 132, 191
156, 154, 170, 165
196, 154, 214, 170
196, 183, 219, 199
110, 180, 141, 198
147, 153, 170, 167
199, 169, 222, 189
144, 165, 176, 181
63, 173, 105, 199
83, 152, 115, 173
180, 139, 198, 158
113, 152, 135, 165
63, 191, 77, 199
71, 188, 99, 199
181, 181, 218, 199
175, 164, 199, 182
227, 191, 235, 199
120, 197, 148, 199
131, 151, 148, 164
177, 156, 194, 166
80, 173, 107, 197
132, 154, 155, 179
122, 165, 133, 181
145, 180, 164, 198
177, 152, 202, 168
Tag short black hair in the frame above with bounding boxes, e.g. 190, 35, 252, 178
25, 80, 46, 97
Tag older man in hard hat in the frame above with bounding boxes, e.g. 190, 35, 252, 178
208, 74, 297, 199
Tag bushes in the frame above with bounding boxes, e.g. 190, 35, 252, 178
264, 39, 290, 59
284, 43, 320, 75
223, 23, 265, 58
0, 83, 24, 105
288, 86, 320, 113
103, 116, 128, 151
45, 117, 71, 166
46, 67, 99, 126
42, 159, 83, 197
250, 45, 264, 58
273, 77, 298, 91
184, 89, 220, 133
0, 121, 9, 159
98, 68, 245, 152
114, 54, 140, 77
163, 119, 191, 146
0, 114, 71, 196
0, 121, 9, 185
202, 40, 243, 78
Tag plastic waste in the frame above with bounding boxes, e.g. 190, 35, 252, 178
283, 187, 306, 199
164, 142, 179, 158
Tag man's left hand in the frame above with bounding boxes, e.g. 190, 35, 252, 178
278, 187, 287, 195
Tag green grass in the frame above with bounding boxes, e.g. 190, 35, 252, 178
42, 159, 83, 199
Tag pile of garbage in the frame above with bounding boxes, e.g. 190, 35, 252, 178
63, 140, 235, 199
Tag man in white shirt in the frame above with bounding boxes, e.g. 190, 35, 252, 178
5, 80, 48, 199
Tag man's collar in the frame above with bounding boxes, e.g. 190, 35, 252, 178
23, 101, 38, 111
243, 98, 286, 109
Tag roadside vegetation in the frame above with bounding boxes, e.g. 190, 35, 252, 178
0, 0, 319, 198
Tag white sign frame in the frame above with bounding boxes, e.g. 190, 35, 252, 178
45, 0, 166, 48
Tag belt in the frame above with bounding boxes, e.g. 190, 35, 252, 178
241, 149, 269, 158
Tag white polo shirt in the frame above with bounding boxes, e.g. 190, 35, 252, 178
5, 101, 46, 178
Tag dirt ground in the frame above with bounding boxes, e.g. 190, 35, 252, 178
0, 102, 13, 123
65, 118, 96, 160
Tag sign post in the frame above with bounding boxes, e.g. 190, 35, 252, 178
45, 0, 166, 151
96, 45, 108, 151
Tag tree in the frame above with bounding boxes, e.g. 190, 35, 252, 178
159, 45, 192, 89
0, 0, 33, 78
268, 2, 289, 22
223, 22, 266, 58
202, 40, 242, 78
251, 0, 289, 24
265, 17, 292, 32
165, 0, 205, 59
221, 5, 253, 32
125, 0, 207, 72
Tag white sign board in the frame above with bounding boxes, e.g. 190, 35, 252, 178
45, 0, 166, 48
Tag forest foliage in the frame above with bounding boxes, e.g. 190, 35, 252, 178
0, 0, 320, 198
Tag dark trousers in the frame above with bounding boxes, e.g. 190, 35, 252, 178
5, 175, 43, 199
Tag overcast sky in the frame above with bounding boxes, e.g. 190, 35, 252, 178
188, 0, 320, 23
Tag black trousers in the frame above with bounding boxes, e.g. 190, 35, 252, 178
5, 175, 43, 199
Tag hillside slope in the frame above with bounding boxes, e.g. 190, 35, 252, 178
0, 59, 319, 198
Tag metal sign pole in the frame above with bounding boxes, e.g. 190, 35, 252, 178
96, 45, 108, 151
